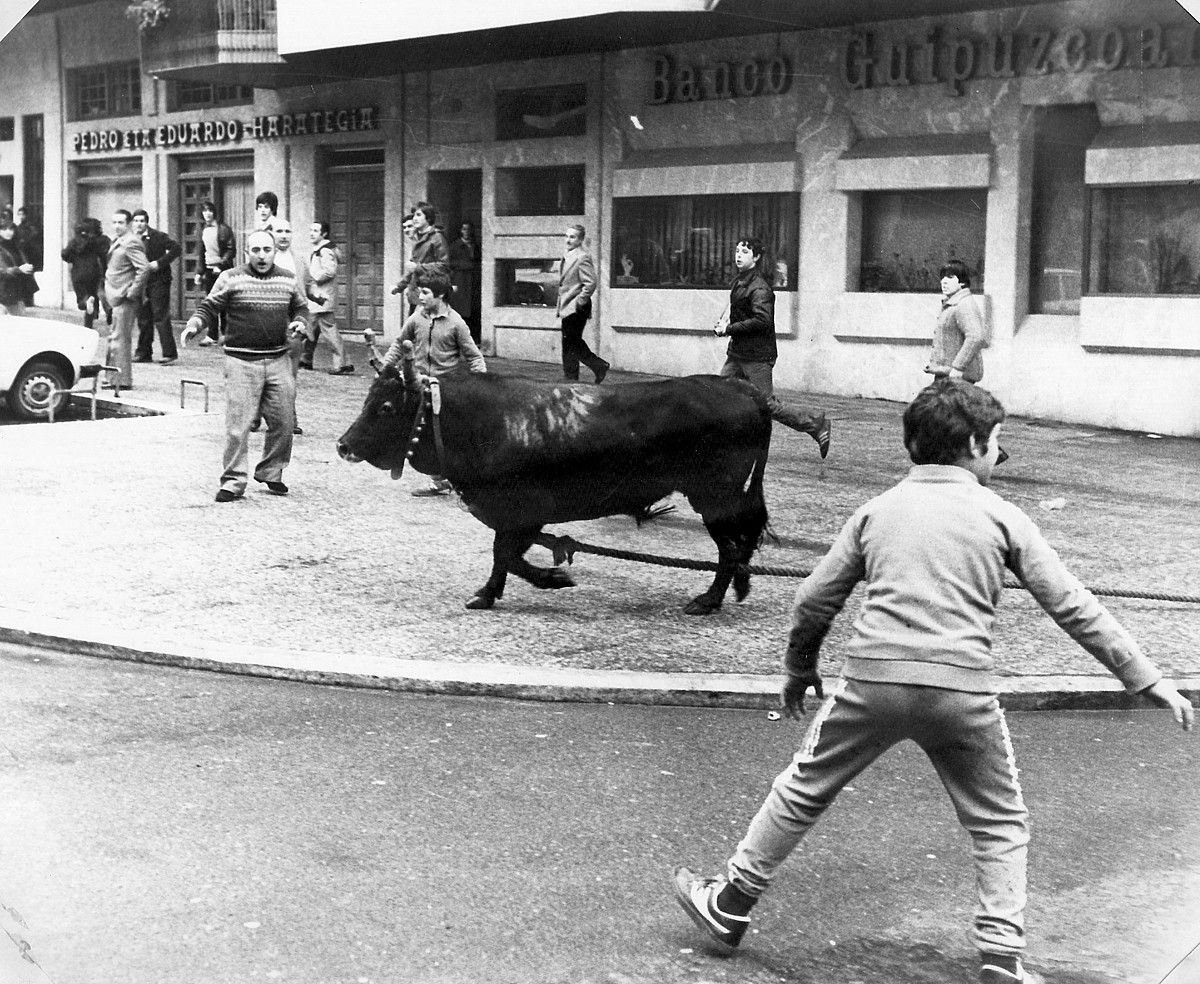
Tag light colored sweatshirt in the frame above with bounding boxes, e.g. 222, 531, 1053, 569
786, 464, 1161, 695
383, 305, 487, 377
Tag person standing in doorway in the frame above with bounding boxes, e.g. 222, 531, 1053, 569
0, 220, 34, 316
253, 191, 278, 235
393, 201, 450, 307
556, 224, 608, 384
181, 229, 309, 502
193, 200, 236, 346
132, 209, 182, 365
449, 220, 482, 344
301, 220, 352, 375
103, 209, 150, 389
714, 234, 830, 458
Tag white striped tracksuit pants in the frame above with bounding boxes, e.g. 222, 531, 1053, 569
727, 678, 1029, 956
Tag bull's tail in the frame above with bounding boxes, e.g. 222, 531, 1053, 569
747, 446, 774, 551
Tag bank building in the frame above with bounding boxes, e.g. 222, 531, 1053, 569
3, 0, 1199, 435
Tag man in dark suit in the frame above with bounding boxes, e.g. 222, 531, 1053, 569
132, 208, 182, 365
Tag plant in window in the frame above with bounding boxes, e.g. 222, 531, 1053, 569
125, 0, 169, 30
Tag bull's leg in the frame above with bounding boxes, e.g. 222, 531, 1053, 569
507, 527, 576, 592
467, 529, 575, 610
685, 518, 739, 615
466, 546, 509, 610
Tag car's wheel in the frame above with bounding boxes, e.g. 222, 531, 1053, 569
6, 360, 70, 421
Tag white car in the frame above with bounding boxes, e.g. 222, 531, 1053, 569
0, 313, 101, 420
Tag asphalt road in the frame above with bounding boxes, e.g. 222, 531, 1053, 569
2, 645, 1197, 984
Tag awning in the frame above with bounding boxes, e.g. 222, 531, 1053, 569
272, 0, 1053, 78
835, 133, 993, 191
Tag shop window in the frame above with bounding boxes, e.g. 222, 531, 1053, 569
857, 190, 986, 292
1029, 105, 1099, 314
1089, 184, 1200, 295
496, 83, 586, 141
68, 61, 141, 121
612, 193, 798, 290
495, 165, 584, 217
0, 118, 12, 141
495, 258, 560, 308
167, 81, 255, 113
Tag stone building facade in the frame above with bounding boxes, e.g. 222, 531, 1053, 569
4, 0, 1199, 434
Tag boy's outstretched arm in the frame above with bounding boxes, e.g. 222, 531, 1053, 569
1140, 679, 1195, 732
779, 512, 867, 717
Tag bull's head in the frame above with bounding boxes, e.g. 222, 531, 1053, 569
336, 339, 428, 478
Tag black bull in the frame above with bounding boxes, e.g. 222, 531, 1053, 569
336, 359, 773, 615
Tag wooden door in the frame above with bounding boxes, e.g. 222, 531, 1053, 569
177, 173, 255, 318
329, 168, 384, 333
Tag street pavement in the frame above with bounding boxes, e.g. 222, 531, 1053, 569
1, 645, 1197, 984
1, 310, 1198, 710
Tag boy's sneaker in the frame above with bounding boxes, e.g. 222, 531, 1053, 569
980, 955, 1025, 983
672, 867, 751, 948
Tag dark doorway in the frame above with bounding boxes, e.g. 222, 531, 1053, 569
427, 168, 483, 339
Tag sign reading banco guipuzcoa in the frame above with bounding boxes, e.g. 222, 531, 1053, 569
72, 106, 379, 154
842, 21, 1198, 95
647, 53, 792, 105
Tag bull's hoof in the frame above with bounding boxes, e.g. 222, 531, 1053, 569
733, 572, 752, 602
684, 595, 722, 616
542, 568, 576, 590
465, 594, 496, 610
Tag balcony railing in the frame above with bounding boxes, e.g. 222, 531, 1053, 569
141, 0, 283, 85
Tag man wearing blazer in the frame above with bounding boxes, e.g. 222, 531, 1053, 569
556, 223, 609, 383
104, 209, 150, 389
132, 208, 182, 365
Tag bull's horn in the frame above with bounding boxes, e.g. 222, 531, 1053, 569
400, 339, 421, 391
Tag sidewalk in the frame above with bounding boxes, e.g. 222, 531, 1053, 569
3, 311, 1198, 709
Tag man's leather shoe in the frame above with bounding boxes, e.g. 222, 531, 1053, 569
261, 480, 289, 496
328, 365, 355, 375
158, 357, 177, 366
215, 489, 241, 503
133, 355, 151, 363
593, 360, 610, 384
299, 361, 314, 370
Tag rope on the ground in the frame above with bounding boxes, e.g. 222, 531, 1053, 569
551, 537, 1200, 605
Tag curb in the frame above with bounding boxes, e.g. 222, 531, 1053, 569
2, 609, 1196, 712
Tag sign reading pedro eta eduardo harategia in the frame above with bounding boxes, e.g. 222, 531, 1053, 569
73, 106, 379, 154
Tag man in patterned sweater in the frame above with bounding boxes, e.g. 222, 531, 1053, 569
181, 229, 310, 503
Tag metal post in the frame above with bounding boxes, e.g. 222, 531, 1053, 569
180, 378, 210, 412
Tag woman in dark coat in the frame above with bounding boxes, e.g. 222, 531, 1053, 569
14, 206, 43, 306
0, 220, 32, 315
61, 217, 111, 329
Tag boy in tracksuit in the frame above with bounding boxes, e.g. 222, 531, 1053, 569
673, 379, 1194, 984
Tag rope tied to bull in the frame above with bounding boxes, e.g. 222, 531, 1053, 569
540, 534, 1200, 605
